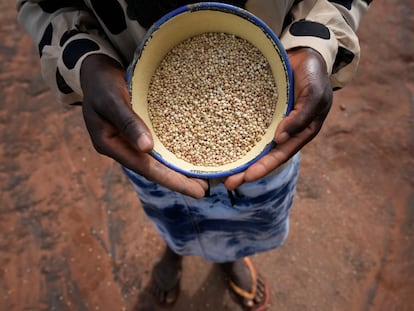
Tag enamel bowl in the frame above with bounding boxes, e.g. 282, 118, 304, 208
127, 2, 293, 179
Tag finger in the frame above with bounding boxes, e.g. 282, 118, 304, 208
243, 123, 317, 182
224, 113, 323, 190
81, 55, 154, 153
111, 138, 208, 198
192, 178, 210, 191
279, 51, 332, 144
115, 104, 154, 152
144, 158, 208, 197
97, 89, 154, 153
275, 84, 323, 141
84, 110, 207, 198
224, 171, 246, 191
276, 91, 331, 145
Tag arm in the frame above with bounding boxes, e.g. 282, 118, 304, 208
281, 0, 371, 89
225, 0, 372, 190
17, 1, 208, 198
17, 0, 124, 104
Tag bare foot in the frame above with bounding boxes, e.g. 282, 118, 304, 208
221, 258, 269, 310
149, 246, 183, 306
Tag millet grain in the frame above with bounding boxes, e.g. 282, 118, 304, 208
147, 32, 277, 167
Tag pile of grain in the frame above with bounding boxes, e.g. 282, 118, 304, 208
147, 32, 277, 167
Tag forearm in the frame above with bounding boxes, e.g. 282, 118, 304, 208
281, 0, 371, 89
17, 0, 123, 104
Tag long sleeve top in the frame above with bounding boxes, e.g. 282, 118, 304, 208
17, 0, 371, 105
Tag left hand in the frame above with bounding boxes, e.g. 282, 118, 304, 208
224, 47, 333, 190
80, 54, 208, 198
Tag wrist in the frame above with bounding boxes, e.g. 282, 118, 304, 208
287, 47, 326, 67
80, 54, 124, 87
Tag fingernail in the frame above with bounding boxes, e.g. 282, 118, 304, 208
137, 133, 152, 151
276, 132, 289, 144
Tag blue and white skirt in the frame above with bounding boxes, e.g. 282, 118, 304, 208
122, 153, 300, 262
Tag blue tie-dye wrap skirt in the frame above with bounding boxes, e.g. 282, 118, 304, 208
122, 153, 300, 263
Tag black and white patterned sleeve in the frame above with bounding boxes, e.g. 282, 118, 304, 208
281, 0, 372, 90
17, 0, 124, 104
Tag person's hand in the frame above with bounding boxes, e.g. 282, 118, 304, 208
80, 54, 208, 198
225, 47, 333, 190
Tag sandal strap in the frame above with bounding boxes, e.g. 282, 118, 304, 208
228, 257, 257, 301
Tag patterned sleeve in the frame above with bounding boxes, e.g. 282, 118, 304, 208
281, 0, 372, 90
16, 0, 124, 105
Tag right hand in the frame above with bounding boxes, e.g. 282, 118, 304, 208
80, 54, 208, 198
224, 47, 333, 190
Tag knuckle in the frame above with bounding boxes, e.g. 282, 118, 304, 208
295, 112, 309, 127
120, 115, 139, 138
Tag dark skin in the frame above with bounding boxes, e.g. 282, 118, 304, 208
225, 47, 333, 189
80, 47, 332, 197
80, 47, 333, 307
80, 54, 208, 198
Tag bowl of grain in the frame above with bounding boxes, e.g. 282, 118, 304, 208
127, 2, 293, 179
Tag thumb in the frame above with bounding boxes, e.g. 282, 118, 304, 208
275, 100, 314, 145
117, 104, 154, 152
101, 89, 154, 152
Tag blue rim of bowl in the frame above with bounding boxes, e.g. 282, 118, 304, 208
126, 2, 294, 179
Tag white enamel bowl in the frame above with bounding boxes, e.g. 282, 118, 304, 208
127, 2, 293, 179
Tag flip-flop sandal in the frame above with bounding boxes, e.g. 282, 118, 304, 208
150, 259, 182, 307
228, 257, 270, 311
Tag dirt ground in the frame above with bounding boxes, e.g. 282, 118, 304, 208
0, 1, 413, 311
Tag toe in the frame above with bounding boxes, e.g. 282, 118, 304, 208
164, 286, 179, 305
